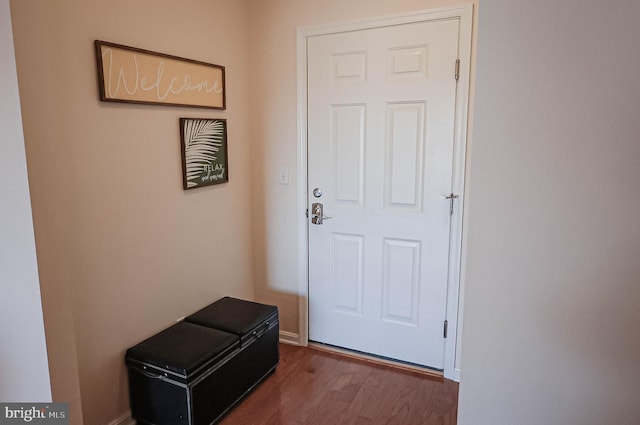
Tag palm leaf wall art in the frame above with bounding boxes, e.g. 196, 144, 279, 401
179, 118, 228, 189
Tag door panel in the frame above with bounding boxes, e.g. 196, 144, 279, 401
386, 101, 426, 209
308, 19, 460, 369
332, 105, 365, 204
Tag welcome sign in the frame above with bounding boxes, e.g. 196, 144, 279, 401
95, 40, 225, 109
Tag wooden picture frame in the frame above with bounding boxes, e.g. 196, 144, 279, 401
95, 40, 225, 109
180, 118, 228, 189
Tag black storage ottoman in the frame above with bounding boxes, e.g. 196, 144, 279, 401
126, 297, 279, 425
185, 296, 280, 402
125, 321, 240, 425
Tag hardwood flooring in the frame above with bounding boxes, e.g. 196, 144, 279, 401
219, 344, 459, 425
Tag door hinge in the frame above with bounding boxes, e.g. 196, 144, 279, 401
443, 193, 459, 216
305, 208, 309, 218
454, 59, 460, 81
443, 320, 448, 338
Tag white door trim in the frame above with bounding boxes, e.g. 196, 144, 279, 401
296, 4, 473, 381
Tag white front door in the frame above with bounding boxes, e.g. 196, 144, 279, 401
307, 18, 460, 369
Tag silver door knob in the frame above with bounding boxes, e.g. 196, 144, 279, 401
311, 202, 332, 225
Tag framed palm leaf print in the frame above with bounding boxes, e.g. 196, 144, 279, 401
179, 118, 228, 189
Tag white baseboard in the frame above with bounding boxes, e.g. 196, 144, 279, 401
279, 330, 300, 345
454, 367, 461, 382
108, 412, 134, 425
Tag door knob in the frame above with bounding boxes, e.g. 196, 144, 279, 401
311, 203, 332, 225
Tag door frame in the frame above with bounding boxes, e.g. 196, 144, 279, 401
295, 4, 473, 381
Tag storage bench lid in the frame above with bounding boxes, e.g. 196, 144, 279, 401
186, 297, 278, 338
125, 321, 238, 378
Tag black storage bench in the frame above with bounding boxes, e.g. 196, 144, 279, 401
126, 297, 279, 425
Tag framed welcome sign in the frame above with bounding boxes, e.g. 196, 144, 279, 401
94, 40, 225, 109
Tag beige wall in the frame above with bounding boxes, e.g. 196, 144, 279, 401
10, 0, 253, 423
247, 0, 478, 338
0, 0, 51, 403
458, 0, 640, 424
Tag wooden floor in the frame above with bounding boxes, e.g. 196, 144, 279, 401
219, 344, 459, 425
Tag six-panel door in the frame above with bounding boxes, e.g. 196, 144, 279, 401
307, 18, 460, 369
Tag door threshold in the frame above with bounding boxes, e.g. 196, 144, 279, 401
308, 342, 444, 379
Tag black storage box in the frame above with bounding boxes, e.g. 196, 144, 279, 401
126, 298, 279, 425
125, 321, 240, 425
185, 296, 280, 402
